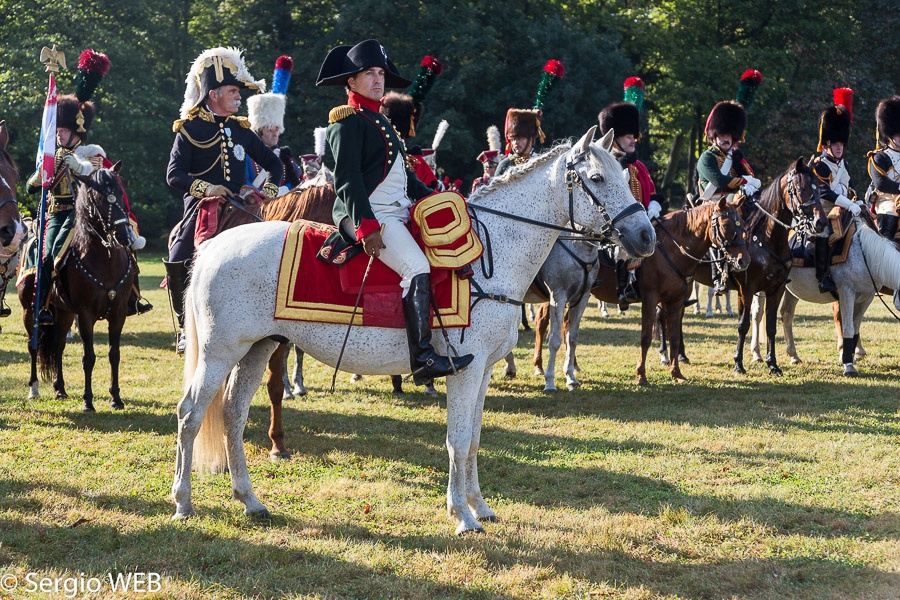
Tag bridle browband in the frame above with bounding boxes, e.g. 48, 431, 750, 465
749, 167, 823, 235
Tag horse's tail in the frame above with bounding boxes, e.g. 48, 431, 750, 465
857, 223, 900, 290
182, 285, 228, 474
36, 322, 58, 382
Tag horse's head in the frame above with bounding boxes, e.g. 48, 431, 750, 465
74, 162, 131, 250
0, 120, 24, 254
564, 126, 656, 258
786, 157, 828, 235
713, 196, 750, 272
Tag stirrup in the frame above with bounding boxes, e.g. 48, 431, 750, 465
136, 299, 154, 314
38, 308, 55, 325
0, 303, 10, 318
176, 329, 186, 354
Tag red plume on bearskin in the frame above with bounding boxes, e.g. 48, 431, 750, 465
534, 59, 565, 110
623, 76, 644, 90
543, 59, 565, 79
74, 49, 110, 103
741, 69, 763, 85
833, 87, 854, 121
408, 56, 443, 103
421, 55, 443, 76
275, 55, 293, 72
734, 68, 762, 110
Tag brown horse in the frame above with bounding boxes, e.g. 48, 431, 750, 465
18, 164, 136, 411
690, 158, 828, 375
588, 197, 749, 384
0, 120, 25, 322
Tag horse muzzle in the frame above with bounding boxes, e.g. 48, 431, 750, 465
0, 220, 24, 254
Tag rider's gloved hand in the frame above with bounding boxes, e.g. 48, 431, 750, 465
646, 200, 661, 220
206, 184, 232, 199
835, 194, 861, 216
62, 152, 93, 175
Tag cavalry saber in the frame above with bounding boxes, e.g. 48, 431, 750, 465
329, 226, 384, 393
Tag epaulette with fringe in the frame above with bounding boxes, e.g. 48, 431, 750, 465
329, 105, 357, 124
233, 116, 252, 128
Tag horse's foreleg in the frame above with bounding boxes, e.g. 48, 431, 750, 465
764, 288, 785, 376
276, 342, 293, 399
532, 302, 549, 375
292, 346, 307, 396
656, 304, 670, 366
224, 339, 279, 517
749, 293, 765, 362
668, 303, 688, 381
503, 351, 516, 378
107, 316, 125, 410
733, 293, 752, 375
780, 293, 801, 364
78, 315, 97, 412
544, 298, 566, 392
446, 364, 494, 533
636, 299, 654, 386
563, 296, 590, 390
266, 343, 290, 460
705, 285, 715, 317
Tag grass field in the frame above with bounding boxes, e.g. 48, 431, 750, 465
1, 252, 899, 599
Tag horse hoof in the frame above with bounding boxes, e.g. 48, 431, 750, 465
349, 374, 363, 383
659, 356, 670, 366
478, 515, 499, 523
455, 523, 485, 536
734, 366, 746, 375
752, 354, 763, 363
110, 400, 125, 410
705, 311, 713, 318
82, 404, 95, 413
543, 386, 557, 393
678, 355, 690, 365
293, 386, 307, 397
770, 366, 783, 377
855, 349, 867, 358
246, 508, 272, 521
534, 368, 544, 376
503, 370, 516, 379
57, 391, 68, 399
269, 451, 291, 461
424, 386, 440, 397
638, 377, 649, 387
172, 509, 196, 520
842, 364, 858, 377
790, 357, 802, 365
282, 390, 295, 400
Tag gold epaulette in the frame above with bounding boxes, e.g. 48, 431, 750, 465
172, 118, 187, 133
329, 105, 357, 124
233, 116, 252, 129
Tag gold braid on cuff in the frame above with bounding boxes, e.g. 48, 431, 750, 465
262, 182, 279, 199
190, 179, 211, 198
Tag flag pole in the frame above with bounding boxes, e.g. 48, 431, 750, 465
31, 45, 65, 350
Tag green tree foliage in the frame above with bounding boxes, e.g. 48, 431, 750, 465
0, 0, 896, 241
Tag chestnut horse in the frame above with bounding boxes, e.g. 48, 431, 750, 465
588, 197, 749, 384
19, 164, 135, 410
0, 121, 25, 323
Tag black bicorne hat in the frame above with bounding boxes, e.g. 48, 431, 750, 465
316, 39, 411, 88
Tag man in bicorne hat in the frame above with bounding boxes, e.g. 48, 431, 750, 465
598, 77, 665, 309
165, 47, 283, 353
868, 96, 900, 242
495, 109, 543, 177
246, 55, 302, 196
811, 88, 861, 294
315, 39, 473, 385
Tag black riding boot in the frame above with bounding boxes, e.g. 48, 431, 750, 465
877, 214, 899, 242
814, 236, 837, 295
711, 250, 728, 296
403, 273, 474, 385
163, 259, 190, 354
126, 264, 153, 317
616, 260, 638, 310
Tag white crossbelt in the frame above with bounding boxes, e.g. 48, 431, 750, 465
700, 152, 733, 201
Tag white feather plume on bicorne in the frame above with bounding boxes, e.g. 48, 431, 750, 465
314, 127, 327, 157
179, 47, 266, 120
431, 120, 449, 150
486, 125, 502, 153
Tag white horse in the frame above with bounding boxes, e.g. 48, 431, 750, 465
750, 220, 900, 375
171, 127, 656, 534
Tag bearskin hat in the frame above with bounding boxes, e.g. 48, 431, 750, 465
380, 91, 420, 139
247, 93, 286, 134
57, 95, 95, 140
505, 108, 543, 143
705, 101, 747, 142
876, 96, 900, 146
180, 47, 265, 120
818, 88, 853, 151
598, 102, 641, 139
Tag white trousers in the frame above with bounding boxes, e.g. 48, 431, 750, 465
343, 201, 429, 295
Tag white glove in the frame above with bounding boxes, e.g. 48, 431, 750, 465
835, 195, 861, 216
646, 200, 661, 220
743, 181, 760, 196
62, 152, 93, 175
742, 175, 760, 189
832, 182, 848, 196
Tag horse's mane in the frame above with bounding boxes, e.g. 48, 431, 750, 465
857, 224, 900, 290
745, 165, 796, 232
260, 181, 336, 223
468, 142, 571, 202
72, 168, 123, 254
0, 144, 17, 179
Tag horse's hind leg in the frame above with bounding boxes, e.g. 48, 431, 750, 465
75, 314, 97, 411
107, 314, 125, 410
225, 339, 280, 517
266, 343, 290, 460
544, 295, 567, 392
780, 293, 802, 364
276, 342, 293, 399
291, 345, 307, 396
750, 293, 765, 363
532, 302, 549, 375
656, 305, 669, 366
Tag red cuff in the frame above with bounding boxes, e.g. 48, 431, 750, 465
356, 218, 381, 241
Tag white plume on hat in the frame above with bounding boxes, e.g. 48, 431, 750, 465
247, 93, 286, 133
486, 125, 502, 153
431, 120, 449, 150
314, 127, 327, 157
179, 46, 265, 120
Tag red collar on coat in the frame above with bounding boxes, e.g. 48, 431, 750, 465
348, 91, 382, 113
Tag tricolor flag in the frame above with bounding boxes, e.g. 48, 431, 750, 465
35, 73, 57, 188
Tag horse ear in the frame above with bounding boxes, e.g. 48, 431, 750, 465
717, 196, 727, 210
574, 125, 597, 155
112, 160, 123, 173
0, 120, 7, 150
598, 127, 614, 152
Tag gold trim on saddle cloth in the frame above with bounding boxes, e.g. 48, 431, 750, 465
274, 220, 471, 327
413, 191, 483, 269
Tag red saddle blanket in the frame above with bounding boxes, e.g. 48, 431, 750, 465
274, 220, 470, 328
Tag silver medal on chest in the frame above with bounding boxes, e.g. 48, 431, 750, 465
233, 144, 245, 161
